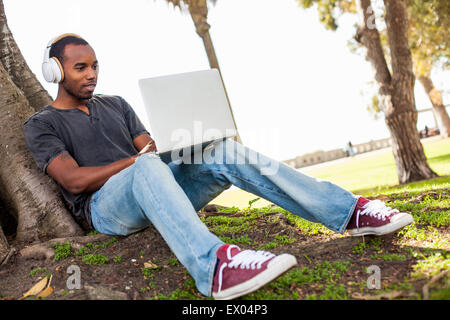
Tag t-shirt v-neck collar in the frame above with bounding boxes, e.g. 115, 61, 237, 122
48, 101, 93, 117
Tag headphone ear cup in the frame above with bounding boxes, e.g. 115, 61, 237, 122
50, 57, 64, 83
42, 57, 63, 83
42, 60, 55, 83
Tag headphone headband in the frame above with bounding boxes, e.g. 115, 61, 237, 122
46, 33, 83, 48
42, 33, 84, 83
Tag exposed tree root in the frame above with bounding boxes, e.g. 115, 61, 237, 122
0, 247, 16, 267
0, 226, 9, 265
18, 234, 113, 262
422, 269, 449, 300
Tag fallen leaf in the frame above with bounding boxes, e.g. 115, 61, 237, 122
36, 286, 53, 299
19, 276, 49, 300
46, 274, 53, 288
144, 261, 158, 269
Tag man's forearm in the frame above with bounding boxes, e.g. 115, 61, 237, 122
70, 155, 138, 194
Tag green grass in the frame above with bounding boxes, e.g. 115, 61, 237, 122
371, 253, 407, 261
242, 260, 352, 300
53, 242, 72, 261
302, 137, 450, 193
81, 254, 109, 265
211, 137, 450, 207
53, 238, 118, 264
29, 267, 48, 277
283, 209, 333, 236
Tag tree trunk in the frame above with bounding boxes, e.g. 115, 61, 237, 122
0, 0, 53, 111
0, 61, 84, 244
0, 0, 84, 245
418, 75, 450, 138
188, 3, 219, 69
385, 111, 437, 182
355, 0, 437, 184
0, 223, 8, 264
187, 0, 242, 144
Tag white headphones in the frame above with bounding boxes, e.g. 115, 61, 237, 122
42, 33, 83, 83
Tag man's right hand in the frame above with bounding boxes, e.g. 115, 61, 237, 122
133, 134, 158, 157
138, 139, 158, 155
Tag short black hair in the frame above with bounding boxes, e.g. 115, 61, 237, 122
49, 36, 89, 63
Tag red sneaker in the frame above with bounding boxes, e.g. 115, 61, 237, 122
212, 244, 297, 300
347, 197, 414, 236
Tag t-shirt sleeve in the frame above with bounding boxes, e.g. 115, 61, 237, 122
119, 97, 150, 140
23, 118, 68, 174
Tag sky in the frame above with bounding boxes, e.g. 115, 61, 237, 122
3, 0, 449, 161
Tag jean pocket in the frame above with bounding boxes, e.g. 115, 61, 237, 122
92, 213, 125, 236
90, 190, 100, 204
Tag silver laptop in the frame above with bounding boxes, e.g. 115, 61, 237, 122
138, 69, 237, 163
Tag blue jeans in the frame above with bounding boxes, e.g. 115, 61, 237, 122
90, 139, 358, 296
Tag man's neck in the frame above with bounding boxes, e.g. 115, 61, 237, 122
51, 86, 90, 109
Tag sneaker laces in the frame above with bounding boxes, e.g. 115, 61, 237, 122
216, 245, 275, 293
356, 199, 399, 229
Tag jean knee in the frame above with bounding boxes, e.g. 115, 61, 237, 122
134, 153, 170, 171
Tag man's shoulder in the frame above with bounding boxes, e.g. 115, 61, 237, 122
23, 105, 54, 127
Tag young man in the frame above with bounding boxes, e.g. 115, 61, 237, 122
24, 34, 413, 300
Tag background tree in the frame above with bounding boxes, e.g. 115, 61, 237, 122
297, 0, 439, 183
407, 0, 450, 138
163, 0, 242, 143
298, 0, 450, 136
0, 0, 83, 260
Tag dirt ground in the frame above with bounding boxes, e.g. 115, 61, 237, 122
0, 197, 448, 301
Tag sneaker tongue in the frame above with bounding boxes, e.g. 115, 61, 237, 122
216, 244, 240, 261
357, 197, 370, 207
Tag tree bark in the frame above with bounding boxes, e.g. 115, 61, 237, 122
355, 0, 393, 113
418, 75, 450, 138
355, 0, 437, 184
0, 61, 84, 244
0, 0, 53, 111
0, 0, 83, 244
0, 223, 8, 264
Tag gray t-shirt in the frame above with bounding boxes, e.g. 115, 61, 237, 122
23, 94, 150, 229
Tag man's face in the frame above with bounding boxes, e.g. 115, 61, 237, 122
60, 44, 98, 101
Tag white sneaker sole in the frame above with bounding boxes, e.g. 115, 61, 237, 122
212, 254, 298, 300
348, 212, 414, 237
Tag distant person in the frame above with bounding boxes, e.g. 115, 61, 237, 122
23, 34, 414, 300
425, 125, 429, 137
345, 141, 355, 157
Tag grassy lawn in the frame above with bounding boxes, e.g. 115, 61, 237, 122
304, 136, 450, 194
